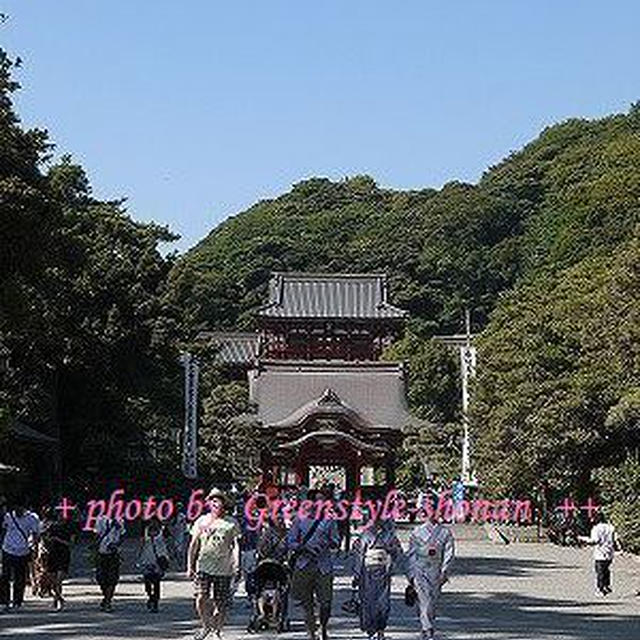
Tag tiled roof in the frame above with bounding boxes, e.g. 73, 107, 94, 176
198, 332, 260, 365
249, 360, 410, 430
277, 430, 388, 453
257, 272, 407, 320
432, 334, 477, 348
10, 421, 58, 444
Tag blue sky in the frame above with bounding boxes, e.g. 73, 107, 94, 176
2, 1, 639, 252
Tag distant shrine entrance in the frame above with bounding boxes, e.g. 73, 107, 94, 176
308, 465, 347, 491
201, 272, 411, 494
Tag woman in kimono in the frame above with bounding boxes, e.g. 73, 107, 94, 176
352, 516, 405, 640
407, 516, 455, 640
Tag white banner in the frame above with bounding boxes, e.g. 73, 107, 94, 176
460, 344, 477, 413
182, 353, 199, 479
460, 344, 477, 483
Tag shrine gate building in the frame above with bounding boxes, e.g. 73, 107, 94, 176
201, 272, 411, 492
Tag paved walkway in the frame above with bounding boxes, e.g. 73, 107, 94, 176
2, 538, 639, 639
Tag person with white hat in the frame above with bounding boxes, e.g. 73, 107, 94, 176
187, 488, 241, 640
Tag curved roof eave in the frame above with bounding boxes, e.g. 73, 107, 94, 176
276, 430, 388, 453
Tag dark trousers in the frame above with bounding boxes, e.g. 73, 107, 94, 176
595, 560, 612, 593
0, 551, 29, 606
144, 574, 161, 603
291, 567, 334, 633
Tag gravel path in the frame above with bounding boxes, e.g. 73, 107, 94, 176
2, 536, 639, 639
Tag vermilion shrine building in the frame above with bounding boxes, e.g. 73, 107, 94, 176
201, 272, 412, 491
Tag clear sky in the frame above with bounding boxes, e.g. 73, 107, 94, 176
2, 1, 639, 253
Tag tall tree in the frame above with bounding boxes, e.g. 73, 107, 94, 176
0, 49, 183, 494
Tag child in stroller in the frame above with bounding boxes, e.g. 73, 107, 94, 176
248, 509, 291, 633
248, 558, 290, 632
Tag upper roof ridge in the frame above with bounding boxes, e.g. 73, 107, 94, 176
258, 271, 406, 319
270, 271, 388, 280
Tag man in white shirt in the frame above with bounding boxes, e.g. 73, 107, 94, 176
0, 496, 40, 611
94, 515, 126, 612
187, 488, 241, 640
579, 512, 617, 596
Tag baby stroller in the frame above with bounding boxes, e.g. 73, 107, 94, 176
247, 558, 290, 633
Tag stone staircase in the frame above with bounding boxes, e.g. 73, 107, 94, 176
396, 521, 548, 544
484, 522, 548, 544
450, 522, 491, 541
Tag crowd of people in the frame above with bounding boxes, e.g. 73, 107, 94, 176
185, 484, 455, 640
0, 480, 626, 640
0, 494, 186, 616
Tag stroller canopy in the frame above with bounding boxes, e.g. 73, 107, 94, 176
255, 559, 288, 586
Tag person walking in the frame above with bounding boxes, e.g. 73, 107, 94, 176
337, 489, 352, 555
169, 502, 189, 570
406, 514, 455, 640
39, 505, 74, 610
137, 519, 169, 612
26, 502, 44, 597
579, 511, 618, 596
187, 488, 241, 640
258, 510, 289, 562
288, 487, 341, 640
94, 514, 126, 612
0, 496, 40, 612
31, 506, 50, 599
452, 477, 466, 523
352, 516, 405, 640
241, 491, 261, 626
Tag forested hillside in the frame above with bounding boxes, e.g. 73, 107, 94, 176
173, 104, 640, 339
174, 104, 640, 547
2, 39, 638, 547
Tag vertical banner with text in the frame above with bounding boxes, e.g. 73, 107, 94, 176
460, 344, 477, 483
182, 352, 199, 479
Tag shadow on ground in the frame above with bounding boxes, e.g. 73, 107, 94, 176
2, 549, 638, 639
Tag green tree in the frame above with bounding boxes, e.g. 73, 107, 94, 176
0, 51, 183, 492
472, 236, 640, 498
200, 380, 260, 485
384, 334, 460, 423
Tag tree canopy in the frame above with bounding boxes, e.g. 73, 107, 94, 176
0, 49, 182, 497
173, 102, 640, 545
2, 37, 640, 551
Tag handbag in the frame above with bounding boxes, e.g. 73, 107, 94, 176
97, 519, 119, 554
151, 537, 169, 575
404, 582, 418, 607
